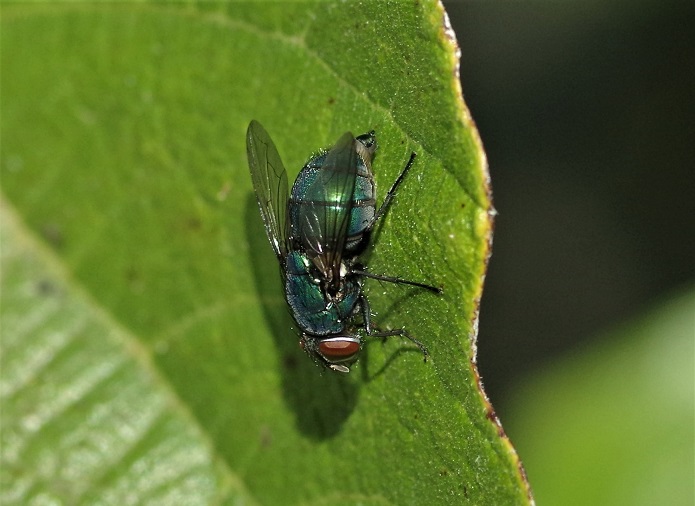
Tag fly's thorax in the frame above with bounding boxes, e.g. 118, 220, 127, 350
300, 335, 362, 373
318, 260, 356, 301
284, 251, 361, 336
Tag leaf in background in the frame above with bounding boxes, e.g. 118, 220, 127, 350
1, 2, 530, 504
505, 289, 695, 506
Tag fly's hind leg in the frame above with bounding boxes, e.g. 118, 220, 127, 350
365, 152, 417, 231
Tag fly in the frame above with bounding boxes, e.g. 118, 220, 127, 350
246, 120, 441, 373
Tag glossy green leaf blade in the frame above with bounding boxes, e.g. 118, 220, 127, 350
0, 203, 253, 505
1, 2, 530, 504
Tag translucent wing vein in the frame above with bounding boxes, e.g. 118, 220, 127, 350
246, 120, 289, 259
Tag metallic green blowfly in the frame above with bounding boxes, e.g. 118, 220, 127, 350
246, 120, 441, 373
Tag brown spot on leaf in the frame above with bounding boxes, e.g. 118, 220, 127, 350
41, 223, 64, 249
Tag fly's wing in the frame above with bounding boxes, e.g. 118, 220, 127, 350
297, 132, 358, 283
246, 120, 289, 260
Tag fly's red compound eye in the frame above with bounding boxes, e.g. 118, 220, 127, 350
318, 337, 360, 365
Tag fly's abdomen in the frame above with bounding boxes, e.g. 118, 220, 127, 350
284, 251, 360, 336
289, 155, 375, 252
346, 170, 375, 250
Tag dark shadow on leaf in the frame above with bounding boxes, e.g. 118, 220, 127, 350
245, 194, 359, 440
359, 339, 427, 383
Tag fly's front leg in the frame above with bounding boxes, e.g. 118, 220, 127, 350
359, 294, 373, 335
369, 328, 429, 363
360, 294, 429, 363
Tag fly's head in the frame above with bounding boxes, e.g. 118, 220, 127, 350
300, 334, 362, 373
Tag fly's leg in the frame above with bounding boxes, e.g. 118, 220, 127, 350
358, 151, 444, 294
360, 293, 374, 335
366, 152, 417, 231
359, 294, 429, 362
352, 267, 442, 294
370, 329, 429, 363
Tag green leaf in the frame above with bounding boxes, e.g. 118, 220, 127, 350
0, 201, 253, 504
1, 2, 530, 504
505, 289, 695, 506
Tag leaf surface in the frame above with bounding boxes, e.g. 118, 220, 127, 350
505, 289, 695, 506
1, 2, 530, 504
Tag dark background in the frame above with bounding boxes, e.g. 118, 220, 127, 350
444, 2, 694, 412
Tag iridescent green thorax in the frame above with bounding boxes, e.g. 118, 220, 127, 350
284, 251, 360, 336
